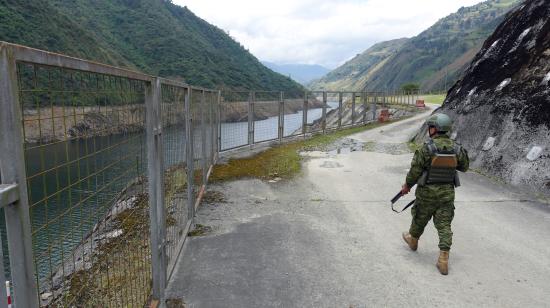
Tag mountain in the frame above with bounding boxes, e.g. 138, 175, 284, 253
262, 61, 330, 85
308, 38, 408, 90
0, 0, 303, 92
310, 0, 520, 92
428, 0, 550, 196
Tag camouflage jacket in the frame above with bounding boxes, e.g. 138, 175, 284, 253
406, 135, 469, 198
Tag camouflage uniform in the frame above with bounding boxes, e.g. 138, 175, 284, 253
405, 135, 469, 251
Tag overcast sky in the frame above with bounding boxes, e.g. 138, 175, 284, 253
174, 0, 484, 69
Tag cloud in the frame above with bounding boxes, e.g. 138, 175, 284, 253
174, 0, 483, 68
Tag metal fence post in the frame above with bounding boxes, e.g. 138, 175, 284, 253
322, 92, 327, 133
361, 92, 366, 124
0, 41, 39, 308
372, 93, 377, 121
248, 91, 254, 147
338, 92, 343, 128
185, 88, 195, 220
217, 91, 222, 159
278, 92, 284, 142
351, 92, 356, 125
302, 91, 308, 136
145, 77, 167, 304
201, 90, 207, 185
209, 92, 215, 165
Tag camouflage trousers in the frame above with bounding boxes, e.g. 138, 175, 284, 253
409, 185, 455, 251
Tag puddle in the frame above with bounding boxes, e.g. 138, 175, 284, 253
367, 143, 411, 155
302, 137, 412, 157
325, 138, 368, 155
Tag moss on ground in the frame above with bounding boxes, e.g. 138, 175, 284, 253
420, 94, 446, 105
59, 193, 152, 307
211, 119, 409, 182
187, 224, 213, 237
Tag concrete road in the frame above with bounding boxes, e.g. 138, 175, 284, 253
166, 107, 550, 307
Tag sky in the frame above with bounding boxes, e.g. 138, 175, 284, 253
174, 0, 484, 69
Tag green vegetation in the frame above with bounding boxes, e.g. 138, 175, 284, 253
60, 193, 151, 306
210, 120, 406, 182
0, 0, 303, 92
188, 224, 213, 237
310, 38, 407, 90
310, 0, 519, 92
421, 94, 447, 105
401, 83, 420, 93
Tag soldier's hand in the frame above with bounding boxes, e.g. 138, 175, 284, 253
401, 184, 410, 195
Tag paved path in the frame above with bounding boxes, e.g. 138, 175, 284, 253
166, 107, 550, 307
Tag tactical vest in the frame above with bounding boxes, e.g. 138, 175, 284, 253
418, 139, 461, 186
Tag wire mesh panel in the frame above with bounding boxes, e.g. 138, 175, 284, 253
305, 91, 325, 133
205, 91, 218, 170
253, 91, 280, 143
190, 88, 204, 193
160, 83, 189, 275
324, 92, 341, 130
352, 92, 364, 125
219, 91, 249, 151
282, 91, 305, 137
17, 62, 151, 306
341, 92, 353, 127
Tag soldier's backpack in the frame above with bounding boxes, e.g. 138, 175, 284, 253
418, 139, 461, 187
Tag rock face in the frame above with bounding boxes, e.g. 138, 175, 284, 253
437, 0, 550, 196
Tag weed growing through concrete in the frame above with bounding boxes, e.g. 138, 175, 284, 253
188, 224, 213, 237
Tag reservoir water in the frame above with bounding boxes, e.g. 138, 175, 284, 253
2, 103, 337, 284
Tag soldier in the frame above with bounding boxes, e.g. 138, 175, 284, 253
400, 113, 469, 275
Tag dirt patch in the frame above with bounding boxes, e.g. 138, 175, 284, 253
202, 190, 227, 204
188, 224, 213, 237
166, 298, 187, 308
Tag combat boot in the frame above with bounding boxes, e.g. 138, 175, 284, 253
436, 250, 449, 275
402, 232, 418, 251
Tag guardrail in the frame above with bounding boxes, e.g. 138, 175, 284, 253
0, 41, 421, 307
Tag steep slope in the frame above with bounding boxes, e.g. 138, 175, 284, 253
309, 38, 407, 91
0, 0, 303, 92
0, 0, 132, 67
311, 0, 519, 92
435, 0, 550, 196
262, 62, 330, 85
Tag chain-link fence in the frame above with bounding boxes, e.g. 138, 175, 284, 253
0, 42, 220, 307
0, 41, 422, 308
218, 89, 424, 151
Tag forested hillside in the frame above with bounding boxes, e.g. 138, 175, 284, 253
310, 0, 519, 92
0, 0, 303, 92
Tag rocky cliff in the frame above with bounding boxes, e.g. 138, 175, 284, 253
310, 0, 519, 92
435, 0, 550, 196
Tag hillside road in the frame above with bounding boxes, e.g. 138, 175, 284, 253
166, 105, 550, 307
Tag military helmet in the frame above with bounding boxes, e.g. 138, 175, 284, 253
426, 113, 453, 132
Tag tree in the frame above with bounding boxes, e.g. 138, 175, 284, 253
401, 83, 420, 94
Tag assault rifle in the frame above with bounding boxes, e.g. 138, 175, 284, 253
390, 185, 416, 213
